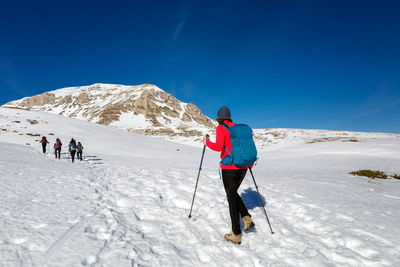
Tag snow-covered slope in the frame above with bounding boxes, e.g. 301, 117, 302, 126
1, 107, 400, 266
2, 83, 216, 144
253, 128, 400, 151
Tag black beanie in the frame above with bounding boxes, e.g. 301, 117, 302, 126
216, 106, 231, 120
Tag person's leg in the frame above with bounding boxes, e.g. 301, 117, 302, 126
222, 169, 242, 235
58, 148, 61, 159
55, 149, 57, 158
235, 169, 251, 218
42, 144, 46, 153
71, 151, 75, 162
235, 169, 255, 232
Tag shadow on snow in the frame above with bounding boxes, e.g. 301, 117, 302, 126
59, 152, 103, 164
241, 187, 266, 210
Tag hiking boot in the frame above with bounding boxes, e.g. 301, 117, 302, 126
242, 216, 255, 232
224, 233, 242, 244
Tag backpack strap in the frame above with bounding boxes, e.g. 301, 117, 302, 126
221, 123, 230, 131
224, 146, 232, 157
220, 123, 233, 159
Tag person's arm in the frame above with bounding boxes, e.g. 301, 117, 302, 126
206, 126, 225, 152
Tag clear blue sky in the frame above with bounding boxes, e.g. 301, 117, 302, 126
1, 0, 400, 133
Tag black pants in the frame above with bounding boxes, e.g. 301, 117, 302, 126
77, 151, 82, 161
70, 150, 76, 162
42, 144, 46, 153
222, 169, 250, 235
55, 148, 61, 159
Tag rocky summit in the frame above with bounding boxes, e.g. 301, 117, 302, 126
3, 83, 216, 142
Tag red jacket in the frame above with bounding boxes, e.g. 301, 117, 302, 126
206, 120, 248, 170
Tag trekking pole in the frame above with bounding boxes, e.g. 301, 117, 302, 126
188, 134, 209, 219
249, 167, 275, 234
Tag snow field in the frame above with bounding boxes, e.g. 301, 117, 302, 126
1, 107, 400, 266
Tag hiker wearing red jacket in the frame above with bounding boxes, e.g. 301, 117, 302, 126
54, 138, 62, 159
203, 106, 255, 244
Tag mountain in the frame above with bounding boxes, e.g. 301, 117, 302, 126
3, 83, 216, 142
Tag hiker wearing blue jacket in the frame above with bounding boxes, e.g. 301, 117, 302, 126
68, 138, 77, 163
203, 106, 255, 244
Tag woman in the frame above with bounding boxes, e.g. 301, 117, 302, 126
203, 106, 255, 244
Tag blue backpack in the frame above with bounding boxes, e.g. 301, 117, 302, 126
71, 142, 77, 150
220, 123, 258, 167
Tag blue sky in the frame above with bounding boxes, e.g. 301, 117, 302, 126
1, 0, 399, 133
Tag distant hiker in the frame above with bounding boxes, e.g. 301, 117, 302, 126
40, 136, 49, 153
68, 138, 77, 163
54, 138, 62, 159
77, 142, 83, 161
203, 106, 255, 244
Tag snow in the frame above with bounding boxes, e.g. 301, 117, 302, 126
44, 83, 163, 98
1, 107, 400, 266
109, 113, 152, 129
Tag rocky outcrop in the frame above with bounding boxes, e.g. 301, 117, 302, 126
59, 95, 73, 105
185, 103, 215, 127
76, 93, 89, 103
98, 103, 125, 125
19, 92, 56, 108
